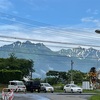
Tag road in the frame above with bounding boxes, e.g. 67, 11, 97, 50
12, 92, 94, 100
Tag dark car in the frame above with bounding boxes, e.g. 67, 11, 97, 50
25, 80, 41, 92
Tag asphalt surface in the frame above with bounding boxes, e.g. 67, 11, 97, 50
0, 92, 95, 100
13, 93, 49, 100
12, 93, 93, 100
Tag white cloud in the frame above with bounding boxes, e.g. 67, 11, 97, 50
81, 17, 94, 22
23, 0, 48, 11
0, 21, 100, 51
93, 10, 99, 15
32, 72, 41, 78
48, 66, 54, 70
40, 69, 46, 74
86, 9, 99, 15
0, 0, 13, 11
86, 9, 91, 13
81, 17, 100, 26
0, 25, 20, 30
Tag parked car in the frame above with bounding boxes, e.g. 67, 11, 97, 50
25, 80, 41, 92
8, 80, 26, 92
40, 83, 54, 93
63, 84, 83, 93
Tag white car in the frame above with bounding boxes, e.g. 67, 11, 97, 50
40, 83, 54, 93
64, 84, 83, 93
8, 80, 26, 92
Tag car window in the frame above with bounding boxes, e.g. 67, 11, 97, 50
71, 84, 77, 87
10, 82, 17, 85
44, 83, 51, 87
17, 82, 24, 85
66, 85, 70, 87
41, 84, 43, 86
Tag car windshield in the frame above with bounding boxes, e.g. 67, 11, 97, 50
70, 84, 79, 87
44, 83, 51, 87
17, 82, 24, 85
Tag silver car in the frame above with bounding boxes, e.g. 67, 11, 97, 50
64, 84, 83, 93
40, 83, 54, 93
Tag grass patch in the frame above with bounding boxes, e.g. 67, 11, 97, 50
83, 89, 99, 93
87, 89, 100, 100
88, 94, 100, 100
53, 83, 64, 92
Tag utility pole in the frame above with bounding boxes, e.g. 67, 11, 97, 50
71, 60, 74, 84
30, 69, 32, 80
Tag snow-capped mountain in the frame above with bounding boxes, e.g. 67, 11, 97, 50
58, 47, 100, 59
0, 41, 100, 78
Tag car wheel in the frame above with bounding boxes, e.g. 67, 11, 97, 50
38, 89, 40, 93
71, 89, 74, 93
15, 89, 17, 92
26, 88, 29, 91
8, 89, 10, 92
51, 91, 53, 93
64, 89, 66, 93
30, 89, 33, 93
44, 89, 47, 93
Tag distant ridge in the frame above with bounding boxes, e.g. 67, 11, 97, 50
0, 41, 100, 78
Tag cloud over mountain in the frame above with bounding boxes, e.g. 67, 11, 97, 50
0, 41, 100, 78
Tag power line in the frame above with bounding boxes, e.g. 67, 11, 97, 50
0, 39, 80, 50
0, 11, 99, 40
0, 13, 99, 72
0, 35, 100, 48
0, 39, 99, 60
0, 12, 52, 27
0, 36, 100, 61
0, 39, 79, 50
0, 39, 14, 43
1, 12, 100, 51
0, 12, 100, 51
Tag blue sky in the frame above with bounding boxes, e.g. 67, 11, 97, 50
0, 0, 100, 50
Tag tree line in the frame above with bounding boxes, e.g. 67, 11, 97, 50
45, 70, 89, 85
0, 53, 34, 84
0, 53, 90, 85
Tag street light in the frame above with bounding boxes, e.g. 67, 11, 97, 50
95, 29, 100, 34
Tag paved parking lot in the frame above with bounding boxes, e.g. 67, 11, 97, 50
13, 93, 92, 100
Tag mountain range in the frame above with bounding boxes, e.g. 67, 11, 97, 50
0, 41, 100, 78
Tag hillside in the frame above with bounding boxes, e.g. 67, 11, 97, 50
0, 41, 100, 78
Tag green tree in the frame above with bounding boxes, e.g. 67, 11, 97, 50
46, 70, 67, 84
0, 53, 35, 82
67, 70, 86, 84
